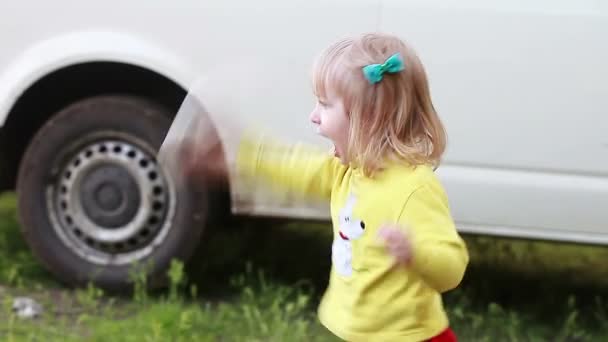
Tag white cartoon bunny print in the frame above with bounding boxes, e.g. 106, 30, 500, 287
332, 194, 366, 277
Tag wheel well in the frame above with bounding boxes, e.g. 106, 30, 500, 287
0, 62, 186, 191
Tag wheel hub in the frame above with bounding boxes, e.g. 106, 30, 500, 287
80, 164, 140, 228
50, 139, 174, 265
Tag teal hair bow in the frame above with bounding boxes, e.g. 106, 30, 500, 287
362, 53, 405, 84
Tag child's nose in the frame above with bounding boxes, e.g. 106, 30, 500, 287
309, 111, 320, 125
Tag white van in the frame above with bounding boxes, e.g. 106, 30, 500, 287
1, 1, 606, 290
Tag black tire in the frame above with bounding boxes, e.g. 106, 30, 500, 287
16, 95, 207, 292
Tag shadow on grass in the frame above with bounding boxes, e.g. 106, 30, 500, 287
185, 218, 332, 300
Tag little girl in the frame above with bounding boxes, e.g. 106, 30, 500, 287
188, 32, 469, 342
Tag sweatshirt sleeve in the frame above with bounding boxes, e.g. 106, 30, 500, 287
398, 183, 469, 293
235, 133, 343, 200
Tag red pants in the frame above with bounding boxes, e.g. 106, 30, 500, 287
427, 327, 457, 342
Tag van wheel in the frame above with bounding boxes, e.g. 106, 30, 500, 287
16, 95, 207, 292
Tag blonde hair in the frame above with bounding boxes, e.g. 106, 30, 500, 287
312, 32, 446, 176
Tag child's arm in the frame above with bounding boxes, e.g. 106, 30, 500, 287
235, 133, 343, 200
397, 183, 469, 293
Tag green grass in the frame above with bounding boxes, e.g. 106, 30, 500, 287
0, 194, 58, 288
1, 265, 337, 342
2, 191, 608, 341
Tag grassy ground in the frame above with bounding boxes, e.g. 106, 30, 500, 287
1, 191, 608, 341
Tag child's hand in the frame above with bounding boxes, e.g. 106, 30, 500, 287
180, 138, 227, 186
378, 225, 413, 266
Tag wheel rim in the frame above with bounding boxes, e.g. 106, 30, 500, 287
47, 137, 176, 266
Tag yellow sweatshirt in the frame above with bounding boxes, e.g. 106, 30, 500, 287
236, 136, 469, 342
